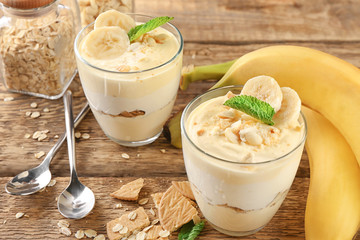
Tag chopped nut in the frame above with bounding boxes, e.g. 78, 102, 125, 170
30, 102, 37, 108
30, 111, 41, 119
121, 153, 130, 159
94, 234, 106, 240
112, 223, 124, 232
34, 151, 45, 159
138, 198, 149, 205
4, 97, 14, 101
197, 129, 205, 136
160, 149, 166, 154
24, 133, 31, 139
43, 107, 50, 113
75, 132, 82, 138
128, 211, 137, 221
47, 179, 56, 187
75, 229, 85, 239
82, 133, 90, 139
57, 219, 70, 228
59, 226, 72, 236
15, 212, 25, 219
158, 230, 170, 238
84, 229, 97, 238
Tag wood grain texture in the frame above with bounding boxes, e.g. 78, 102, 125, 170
1, 0, 360, 238
0, 177, 309, 239
135, 0, 360, 42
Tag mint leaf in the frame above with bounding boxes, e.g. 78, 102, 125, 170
128, 16, 174, 42
178, 221, 205, 240
224, 95, 275, 125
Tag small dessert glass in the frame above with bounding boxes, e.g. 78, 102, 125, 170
181, 85, 307, 236
74, 14, 183, 147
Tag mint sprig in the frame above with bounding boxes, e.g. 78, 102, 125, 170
178, 221, 205, 240
127, 16, 174, 42
224, 95, 275, 125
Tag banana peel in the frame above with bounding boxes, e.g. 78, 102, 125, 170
302, 106, 360, 240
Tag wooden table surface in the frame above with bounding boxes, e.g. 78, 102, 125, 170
1, 0, 359, 239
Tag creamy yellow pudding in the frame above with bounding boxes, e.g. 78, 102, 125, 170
181, 76, 306, 236
75, 11, 183, 146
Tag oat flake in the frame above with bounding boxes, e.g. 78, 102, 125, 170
31, 111, 41, 119
121, 153, 130, 159
60, 226, 72, 236
75, 132, 81, 138
151, 219, 159, 225
43, 107, 50, 113
34, 151, 45, 159
47, 179, 56, 187
128, 211, 137, 220
25, 111, 32, 117
30, 102, 37, 108
159, 230, 170, 238
138, 198, 149, 205
4, 97, 14, 101
112, 223, 124, 232
136, 231, 146, 240
24, 133, 31, 139
84, 229, 97, 238
57, 219, 70, 228
149, 208, 156, 216
94, 234, 105, 240
119, 226, 128, 234
115, 203, 122, 209
75, 229, 85, 239
82, 133, 90, 139
15, 212, 24, 219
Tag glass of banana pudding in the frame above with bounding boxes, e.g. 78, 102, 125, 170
74, 11, 183, 146
181, 76, 307, 236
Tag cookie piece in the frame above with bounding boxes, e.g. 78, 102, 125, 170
110, 178, 144, 201
172, 181, 195, 200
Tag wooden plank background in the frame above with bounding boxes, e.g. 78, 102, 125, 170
1, 0, 359, 239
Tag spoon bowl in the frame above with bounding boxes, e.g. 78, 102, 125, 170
57, 90, 95, 219
5, 103, 90, 195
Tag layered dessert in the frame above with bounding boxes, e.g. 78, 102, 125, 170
75, 10, 182, 145
181, 76, 306, 235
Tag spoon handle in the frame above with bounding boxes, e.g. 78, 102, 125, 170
41, 100, 90, 168
63, 90, 78, 180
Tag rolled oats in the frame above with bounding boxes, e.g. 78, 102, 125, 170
59, 226, 72, 236
0, 8, 77, 97
43, 107, 50, 112
82, 133, 90, 139
4, 97, 14, 101
30, 102, 37, 108
47, 179, 57, 187
84, 229, 97, 238
25, 111, 32, 117
158, 230, 170, 238
121, 153, 130, 159
75, 132, 82, 139
75, 229, 85, 239
113, 223, 124, 232
128, 211, 137, 221
24, 133, 31, 139
34, 151, 45, 159
57, 219, 70, 228
15, 212, 25, 219
94, 234, 106, 240
138, 198, 149, 205
78, 0, 133, 27
30, 112, 41, 119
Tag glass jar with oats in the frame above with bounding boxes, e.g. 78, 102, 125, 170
0, 0, 81, 99
78, 0, 134, 27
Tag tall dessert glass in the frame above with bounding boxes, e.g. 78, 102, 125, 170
181, 86, 307, 236
74, 14, 183, 146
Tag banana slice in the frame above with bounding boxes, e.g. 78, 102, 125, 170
273, 87, 301, 127
80, 26, 130, 60
240, 75, 283, 112
94, 9, 136, 32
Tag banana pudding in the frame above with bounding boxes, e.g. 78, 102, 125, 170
181, 76, 306, 236
75, 11, 183, 146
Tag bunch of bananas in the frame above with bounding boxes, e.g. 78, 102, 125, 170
166, 45, 360, 239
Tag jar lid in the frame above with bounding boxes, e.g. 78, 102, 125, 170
0, 0, 55, 9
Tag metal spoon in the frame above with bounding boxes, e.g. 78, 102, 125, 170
57, 91, 95, 219
5, 102, 90, 196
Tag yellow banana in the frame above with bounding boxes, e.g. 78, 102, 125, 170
169, 45, 360, 167
302, 106, 360, 240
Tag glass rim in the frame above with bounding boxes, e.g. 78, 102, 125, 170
180, 85, 308, 166
74, 13, 184, 75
